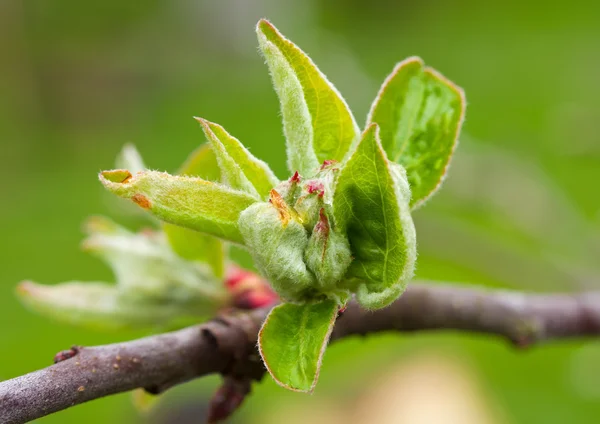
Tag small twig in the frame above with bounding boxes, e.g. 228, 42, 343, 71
2, 283, 600, 424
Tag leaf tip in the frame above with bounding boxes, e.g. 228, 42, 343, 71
256, 18, 275, 35
15, 280, 35, 298
193, 115, 205, 124
193, 115, 209, 128
363, 122, 380, 138
99, 169, 132, 185
396, 55, 424, 69
194, 116, 216, 138
423, 66, 467, 108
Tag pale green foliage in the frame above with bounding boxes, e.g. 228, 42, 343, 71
163, 144, 226, 277
17, 217, 228, 330
99, 170, 257, 244
82, 217, 225, 304
115, 143, 146, 174
17, 281, 181, 330
333, 124, 417, 309
257, 19, 360, 176
258, 299, 338, 392
109, 143, 156, 220
367, 57, 466, 208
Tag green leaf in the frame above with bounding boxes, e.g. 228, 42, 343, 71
99, 170, 256, 244
366, 57, 466, 209
16, 281, 201, 331
109, 144, 156, 221
195, 117, 279, 198
258, 300, 338, 392
333, 124, 416, 309
82, 217, 227, 305
163, 143, 226, 277
257, 19, 359, 176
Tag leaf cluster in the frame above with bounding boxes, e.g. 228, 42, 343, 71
18, 19, 465, 393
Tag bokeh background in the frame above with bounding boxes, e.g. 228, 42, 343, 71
2, 0, 600, 422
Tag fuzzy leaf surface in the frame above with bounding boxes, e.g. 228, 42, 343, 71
115, 143, 146, 174
16, 281, 201, 330
82, 217, 227, 305
238, 198, 315, 303
100, 170, 256, 244
196, 117, 279, 198
333, 124, 416, 309
257, 19, 359, 176
259, 300, 338, 392
163, 144, 226, 277
367, 57, 465, 208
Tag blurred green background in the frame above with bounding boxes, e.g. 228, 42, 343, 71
2, 0, 600, 422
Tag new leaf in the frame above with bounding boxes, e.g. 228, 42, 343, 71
16, 281, 199, 331
258, 299, 338, 392
257, 19, 360, 176
100, 170, 256, 244
163, 144, 225, 277
367, 57, 465, 209
333, 124, 417, 309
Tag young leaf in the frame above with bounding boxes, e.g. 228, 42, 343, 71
163, 144, 226, 277
257, 19, 360, 176
82, 219, 227, 304
162, 223, 226, 278
367, 57, 466, 209
304, 209, 352, 294
110, 144, 156, 221
195, 117, 279, 199
99, 170, 256, 244
333, 124, 416, 309
16, 281, 197, 330
258, 299, 338, 392
115, 143, 146, 174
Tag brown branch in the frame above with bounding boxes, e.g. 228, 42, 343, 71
2, 283, 600, 424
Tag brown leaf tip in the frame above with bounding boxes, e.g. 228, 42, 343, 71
101, 169, 132, 184
269, 189, 291, 225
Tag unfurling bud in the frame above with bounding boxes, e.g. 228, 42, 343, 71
304, 209, 352, 303
238, 191, 316, 303
293, 181, 324, 229
238, 164, 352, 305
275, 171, 302, 204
